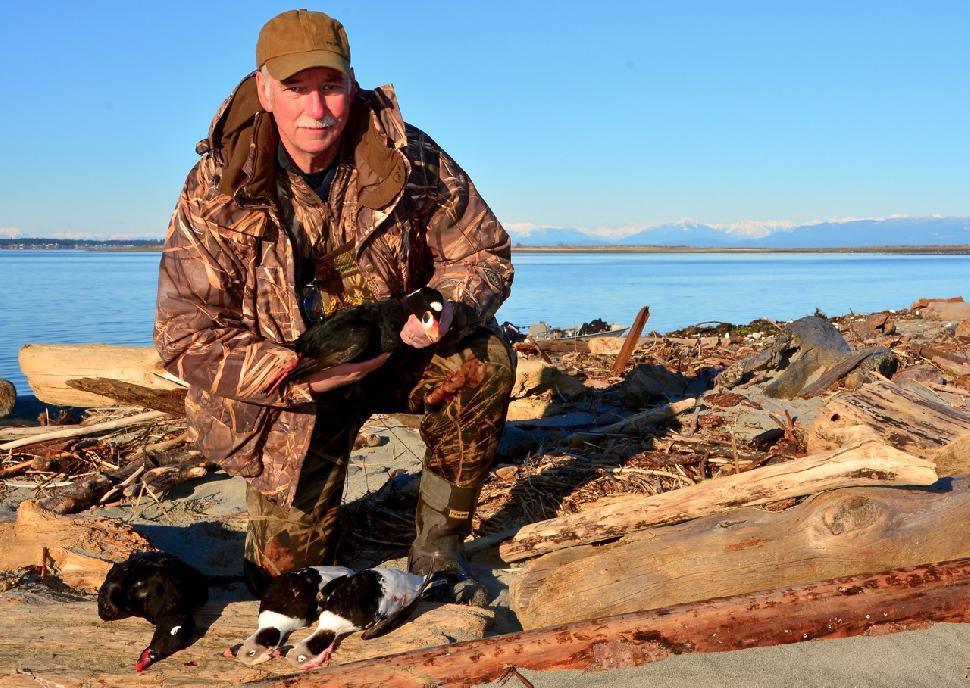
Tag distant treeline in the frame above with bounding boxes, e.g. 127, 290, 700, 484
0, 238, 164, 251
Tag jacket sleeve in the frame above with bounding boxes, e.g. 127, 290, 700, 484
153, 162, 314, 408
423, 148, 514, 338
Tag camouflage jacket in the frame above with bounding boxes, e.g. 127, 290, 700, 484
154, 73, 512, 506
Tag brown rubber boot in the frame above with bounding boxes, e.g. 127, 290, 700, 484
408, 469, 488, 607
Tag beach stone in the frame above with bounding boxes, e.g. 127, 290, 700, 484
495, 424, 541, 461
719, 317, 853, 398
764, 317, 853, 399
618, 364, 696, 408
865, 312, 896, 335
923, 300, 970, 322
892, 364, 946, 387
842, 348, 899, 391
911, 296, 963, 310
0, 378, 15, 418
511, 359, 586, 400
506, 396, 567, 421
587, 337, 624, 355
955, 320, 970, 340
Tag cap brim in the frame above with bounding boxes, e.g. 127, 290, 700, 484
263, 51, 351, 81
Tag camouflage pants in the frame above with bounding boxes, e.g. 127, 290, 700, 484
244, 327, 514, 580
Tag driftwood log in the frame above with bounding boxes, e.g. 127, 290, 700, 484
510, 475, 970, 628
567, 397, 697, 447
514, 333, 722, 357
247, 557, 970, 688
807, 377, 970, 457
611, 304, 650, 373
66, 377, 187, 415
36, 446, 207, 514
0, 500, 154, 593
0, 410, 168, 452
498, 439, 937, 562
18, 343, 185, 408
797, 347, 896, 397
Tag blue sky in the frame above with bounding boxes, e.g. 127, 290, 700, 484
2, 1, 968, 239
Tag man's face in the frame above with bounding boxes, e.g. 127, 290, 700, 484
256, 66, 355, 173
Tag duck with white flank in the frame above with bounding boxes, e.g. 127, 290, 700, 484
97, 551, 210, 672
284, 567, 431, 670
283, 287, 445, 382
227, 565, 353, 666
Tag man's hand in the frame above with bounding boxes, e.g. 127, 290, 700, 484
400, 300, 454, 348
306, 352, 391, 395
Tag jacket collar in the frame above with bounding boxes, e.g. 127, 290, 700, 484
199, 73, 408, 212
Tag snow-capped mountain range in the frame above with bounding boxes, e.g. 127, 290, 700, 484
510, 217, 970, 248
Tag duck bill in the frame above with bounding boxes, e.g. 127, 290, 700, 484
135, 648, 155, 672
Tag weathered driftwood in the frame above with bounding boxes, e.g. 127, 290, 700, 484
934, 434, 970, 477
918, 344, 970, 377
19, 343, 185, 408
807, 377, 970, 457
510, 476, 970, 628
0, 458, 34, 478
247, 557, 970, 688
611, 304, 650, 373
0, 424, 68, 442
567, 397, 697, 447
516, 334, 721, 357
499, 439, 937, 562
36, 447, 204, 514
0, 593, 491, 687
717, 316, 851, 397
797, 346, 896, 397
0, 410, 168, 452
131, 460, 210, 498
0, 500, 154, 593
67, 377, 187, 416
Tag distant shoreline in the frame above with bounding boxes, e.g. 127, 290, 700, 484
3, 240, 970, 255
512, 244, 970, 254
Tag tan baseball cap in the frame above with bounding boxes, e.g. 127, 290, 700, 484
256, 9, 352, 81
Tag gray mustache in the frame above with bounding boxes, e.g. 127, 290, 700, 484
296, 114, 337, 129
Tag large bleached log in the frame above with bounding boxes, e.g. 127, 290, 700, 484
247, 557, 970, 688
19, 343, 185, 407
510, 476, 970, 629
499, 439, 937, 562
807, 377, 970, 457
0, 593, 491, 687
0, 500, 154, 593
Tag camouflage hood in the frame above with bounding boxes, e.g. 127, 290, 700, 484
198, 72, 410, 214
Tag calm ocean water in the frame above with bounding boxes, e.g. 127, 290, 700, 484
1, 250, 968, 396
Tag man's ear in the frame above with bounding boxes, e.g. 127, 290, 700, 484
255, 69, 273, 112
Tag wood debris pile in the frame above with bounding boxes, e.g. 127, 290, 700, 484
468, 298, 970, 543
0, 409, 194, 514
